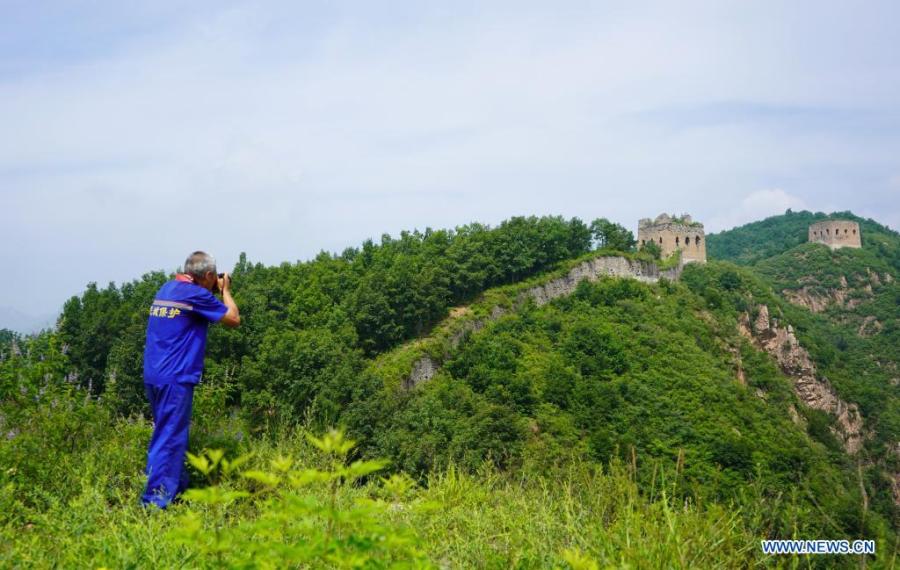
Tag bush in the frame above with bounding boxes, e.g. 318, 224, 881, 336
172, 430, 429, 568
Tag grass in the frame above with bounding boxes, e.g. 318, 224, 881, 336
406, 463, 758, 568
3, 377, 897, 568
0, 408, 798, 569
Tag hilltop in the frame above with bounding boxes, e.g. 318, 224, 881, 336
706, 209, 898, 265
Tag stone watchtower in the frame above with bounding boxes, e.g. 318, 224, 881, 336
637, 213, 707, 263
808, 220, 861, 249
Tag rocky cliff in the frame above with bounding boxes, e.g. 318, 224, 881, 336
739, 304, 865, 454
781, 270, 892, 314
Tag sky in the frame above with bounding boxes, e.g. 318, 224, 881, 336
2, 0, 899, 330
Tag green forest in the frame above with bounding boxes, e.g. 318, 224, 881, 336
1, 211, 899, 568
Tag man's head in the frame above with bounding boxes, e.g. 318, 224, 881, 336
183, 251, 218, 291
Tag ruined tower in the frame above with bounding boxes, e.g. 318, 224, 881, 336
637, 213, 707, 263
808, 220, 861, 249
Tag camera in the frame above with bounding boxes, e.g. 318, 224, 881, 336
212, 272, 227, 294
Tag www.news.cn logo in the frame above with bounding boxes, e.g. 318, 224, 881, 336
761, 540, 875, 555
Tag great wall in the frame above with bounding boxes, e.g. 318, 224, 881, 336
638, 213, 707, 263
808, 219, 862, 249
400, 254, 684, 389
382, 213, 873, 460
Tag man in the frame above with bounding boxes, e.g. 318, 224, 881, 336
141, 251, 240, 508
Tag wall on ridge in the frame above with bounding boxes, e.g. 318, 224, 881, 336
525, 255, 682, 306
401, 255, 682, 389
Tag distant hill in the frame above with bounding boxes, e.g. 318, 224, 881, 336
0, 305, 56, 334
752, 221, 900, 465
706, 209, 900, 520
706, 209, 899, 266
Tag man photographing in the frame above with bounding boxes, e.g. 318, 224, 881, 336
141, 251, 240, 508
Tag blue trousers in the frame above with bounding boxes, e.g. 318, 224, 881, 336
141, 382, 195, 508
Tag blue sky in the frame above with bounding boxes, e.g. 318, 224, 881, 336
1, 0, 899, 329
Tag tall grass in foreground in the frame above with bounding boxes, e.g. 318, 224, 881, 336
1, 426, 757, 568
0, 379, 892, 568
5, 412, 891, 569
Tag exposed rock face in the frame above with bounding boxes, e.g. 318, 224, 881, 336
740, 305, 865, 454
782, 287, 846, 313
724, 346, 747, 386
403, 255, 681, 390
892, 472, 900, 508
781, 270, 894, 314
524, 256, 681, 307
403, 356, 438, 390
449, 318, 486, 350
866, 267, 882, 287
781, 282, 870, 313
885, 443, 900, 507
735, 354, 746, 386
858, 316, 883, 338
407, 306, 508, 390
788, 405, 805, 427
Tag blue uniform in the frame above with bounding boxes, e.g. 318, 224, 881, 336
141, 277, 227, 508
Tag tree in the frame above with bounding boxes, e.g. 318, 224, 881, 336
590, 218, 636, 252
641, 240, 662, 260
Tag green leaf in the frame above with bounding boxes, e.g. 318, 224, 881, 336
222, 453, 253, 475
186, 452, 211, 476
305, 433, 327, 453
181, 488, 216, 504
345, 459, 389, 479
306, 429, 356, 457
288, 469, 331, 487
242, 470, 281, 487
271, 456, 293, 473
221, 490, 250, 503
561, 548, 599, 570
381, 473, 416, 499
206, 449, 225, 469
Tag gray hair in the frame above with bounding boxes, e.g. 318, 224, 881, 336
183, 251, 217, 279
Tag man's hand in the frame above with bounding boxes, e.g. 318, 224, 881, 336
217, 273, 231, 294
218, 272, 241, 328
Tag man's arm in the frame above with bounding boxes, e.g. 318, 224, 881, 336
218, 273, 241, 328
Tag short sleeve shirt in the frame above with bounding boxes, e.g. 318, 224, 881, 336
143, 277, 228, 385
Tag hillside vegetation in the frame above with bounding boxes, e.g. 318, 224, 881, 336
2, 212, 898, 567
709, 211, 900, 527
706, 209, 899, 267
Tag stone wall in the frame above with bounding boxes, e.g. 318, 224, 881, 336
809, 220, 861, 249
403, 255, 682, 390
524, 255, 682, 306
637, 213, 707, 263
